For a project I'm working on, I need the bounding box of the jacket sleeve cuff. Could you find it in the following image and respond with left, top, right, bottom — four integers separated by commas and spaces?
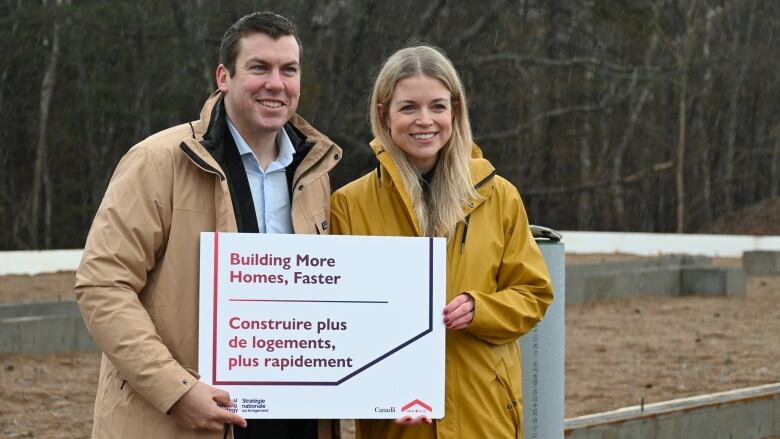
139, 362, 199, 414
465, 290, 491, 333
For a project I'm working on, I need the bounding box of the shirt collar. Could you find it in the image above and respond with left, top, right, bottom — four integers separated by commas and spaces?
226, 118, 296, 168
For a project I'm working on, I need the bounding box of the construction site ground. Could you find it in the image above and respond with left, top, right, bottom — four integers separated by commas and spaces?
1, 259, 778, 438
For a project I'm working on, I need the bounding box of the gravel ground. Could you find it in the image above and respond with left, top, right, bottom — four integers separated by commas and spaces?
1, 264, 778, 437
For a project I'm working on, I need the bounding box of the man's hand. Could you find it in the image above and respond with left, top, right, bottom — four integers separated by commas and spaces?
395, 415, 432, 426
169, 382, 247, 431
443, 293, 475, 330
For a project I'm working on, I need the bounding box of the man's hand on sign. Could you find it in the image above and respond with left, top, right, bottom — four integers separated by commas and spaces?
169, 381, 247, 431
443, 293, 474, 330
395, 414, 432, 426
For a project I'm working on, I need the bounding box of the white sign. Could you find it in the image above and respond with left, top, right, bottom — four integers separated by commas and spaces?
198, 232, 446, 419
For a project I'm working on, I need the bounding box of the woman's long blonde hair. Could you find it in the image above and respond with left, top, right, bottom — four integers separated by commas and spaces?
370, 46, 478, 237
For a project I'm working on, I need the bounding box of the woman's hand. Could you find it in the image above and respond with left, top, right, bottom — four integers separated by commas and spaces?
395, 415, 432, 426
443, 293, 474, 330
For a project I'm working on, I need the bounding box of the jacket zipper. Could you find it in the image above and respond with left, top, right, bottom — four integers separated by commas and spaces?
179, 142, 226, 181
460, 214, 471, 253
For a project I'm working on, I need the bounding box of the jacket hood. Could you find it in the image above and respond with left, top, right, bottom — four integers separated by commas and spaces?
368, 139, 497, 233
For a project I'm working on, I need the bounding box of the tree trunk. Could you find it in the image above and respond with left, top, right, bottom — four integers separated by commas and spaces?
723, 0, 757, 212
772, 136, 780, 198
675, 0, 699, 233
611, 32, 657, 230
694, 5, 720, 228
30, 20, 60, 248
578, 117, 593, 229
675, 65, 688, 233
44, 163, 52, 248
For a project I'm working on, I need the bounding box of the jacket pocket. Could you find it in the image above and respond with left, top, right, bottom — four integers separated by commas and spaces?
494, 358, 522, 436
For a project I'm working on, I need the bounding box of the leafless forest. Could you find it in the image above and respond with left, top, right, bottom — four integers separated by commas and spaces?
1, 0, 779, 249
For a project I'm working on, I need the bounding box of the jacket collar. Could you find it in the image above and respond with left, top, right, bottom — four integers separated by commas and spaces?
183, 91, 341, 184
370, 139, 497, 234
180, 91, 342, 232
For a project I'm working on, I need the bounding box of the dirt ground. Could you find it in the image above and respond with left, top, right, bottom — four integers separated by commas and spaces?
1, 265, 779, 438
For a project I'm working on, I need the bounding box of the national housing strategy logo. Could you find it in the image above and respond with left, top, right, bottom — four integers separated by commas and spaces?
240, 397, 269, 414
401, 399, 432, 415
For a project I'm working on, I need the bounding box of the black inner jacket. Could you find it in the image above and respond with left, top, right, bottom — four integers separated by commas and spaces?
198, 96, 314, 234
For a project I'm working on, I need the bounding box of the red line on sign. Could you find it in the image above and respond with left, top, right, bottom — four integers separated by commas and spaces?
228, 299, 388, 304
212, 232, 219, 384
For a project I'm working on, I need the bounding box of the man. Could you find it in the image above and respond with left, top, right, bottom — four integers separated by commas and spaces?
75, 12, 341, 439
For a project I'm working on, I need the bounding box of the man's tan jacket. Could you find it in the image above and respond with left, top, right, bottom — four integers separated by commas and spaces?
75, 91, 341, 438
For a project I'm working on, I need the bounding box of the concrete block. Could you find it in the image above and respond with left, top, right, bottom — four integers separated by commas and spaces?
725, 267, 746, 297
675, 409, 719, 438
19, 315, 71, 352
715, 403, 750, 439
654, 413, 682, 438
565, 254, 717, 304
0, 300, 80, 319
616, 421, 647, 439
680, 255, 713, 266
0, 320, 21, 351
0, 314, 98, 353
563, 427, 598, 439
680, 266, 745, 297
743, 251, 780, 275
773, 394, 780, 436
581, 268, 680, 303
746, 398, 775, 438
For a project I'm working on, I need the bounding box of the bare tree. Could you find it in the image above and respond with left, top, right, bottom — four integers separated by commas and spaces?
722, 0, 757, 212
672, 0, 701, 233
610, 33, 658, 230
30, 1, 61, 248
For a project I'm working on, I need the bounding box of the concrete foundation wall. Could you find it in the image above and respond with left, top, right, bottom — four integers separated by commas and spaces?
680, 266, 745, 297
565, 383, 780, 439
0, 300, 97, 353
744, 251, 780, 276
567, 256, 745, 304
0, 300, 80, 319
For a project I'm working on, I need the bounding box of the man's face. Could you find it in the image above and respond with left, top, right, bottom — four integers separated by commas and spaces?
217, 33, 300, 140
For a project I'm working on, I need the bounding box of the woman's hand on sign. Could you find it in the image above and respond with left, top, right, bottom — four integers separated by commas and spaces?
395, 414, 432, 426
443, 293, 475, 330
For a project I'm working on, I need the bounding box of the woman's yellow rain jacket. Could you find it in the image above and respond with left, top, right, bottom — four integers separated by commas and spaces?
330, 140, 553, 438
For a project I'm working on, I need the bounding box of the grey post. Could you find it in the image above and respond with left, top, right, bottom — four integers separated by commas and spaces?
520, 230, 565, 439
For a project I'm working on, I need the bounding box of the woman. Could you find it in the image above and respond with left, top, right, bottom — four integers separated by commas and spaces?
330, 46, 553, 439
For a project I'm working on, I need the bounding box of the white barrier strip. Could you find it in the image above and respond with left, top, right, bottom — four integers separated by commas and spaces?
0, 249, 83, 275
561, 231, 780, 257
2, 231, 780, 275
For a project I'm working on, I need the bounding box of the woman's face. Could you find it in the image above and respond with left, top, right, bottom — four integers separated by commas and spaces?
385, 75, 453, 174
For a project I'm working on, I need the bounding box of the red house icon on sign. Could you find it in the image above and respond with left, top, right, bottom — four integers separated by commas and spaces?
401, 399, 432, 412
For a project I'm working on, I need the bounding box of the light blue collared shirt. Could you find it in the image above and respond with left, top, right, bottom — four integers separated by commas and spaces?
227, 118, 295, 234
